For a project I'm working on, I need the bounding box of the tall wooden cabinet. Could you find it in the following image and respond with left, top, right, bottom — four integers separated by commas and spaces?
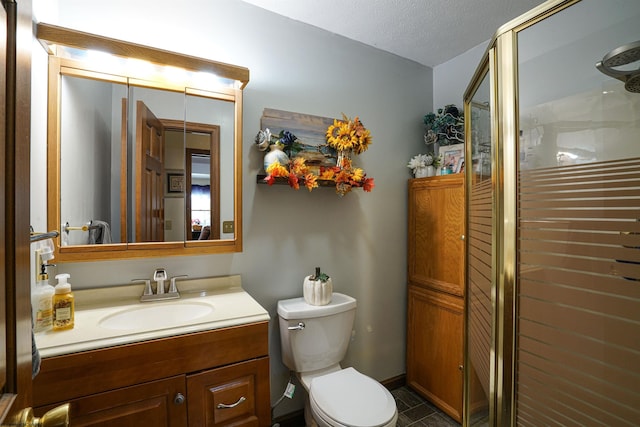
407, 174, 465, 423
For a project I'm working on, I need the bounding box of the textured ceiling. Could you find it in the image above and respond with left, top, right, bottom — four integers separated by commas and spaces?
239, 0, 548, 67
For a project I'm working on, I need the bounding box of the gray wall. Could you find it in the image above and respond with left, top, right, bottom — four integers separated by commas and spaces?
433, 41, 489, 109
31, 0, 433, 417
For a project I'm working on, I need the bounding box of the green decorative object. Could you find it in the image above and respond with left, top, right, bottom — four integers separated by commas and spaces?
423, 104, 464, 147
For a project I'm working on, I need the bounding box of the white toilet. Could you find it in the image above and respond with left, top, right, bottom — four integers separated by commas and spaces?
277, 293, 398, 427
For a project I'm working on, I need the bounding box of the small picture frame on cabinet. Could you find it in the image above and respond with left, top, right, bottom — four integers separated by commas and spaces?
439, 143, 464, 173
455, 157, 465, 173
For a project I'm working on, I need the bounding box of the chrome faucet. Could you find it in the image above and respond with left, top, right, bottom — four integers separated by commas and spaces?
134, 269, 188, 302
154, 268, 168, 295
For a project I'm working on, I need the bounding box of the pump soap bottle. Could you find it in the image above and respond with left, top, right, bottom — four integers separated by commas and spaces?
53, 273, 75, 331
32, 263, 55, 333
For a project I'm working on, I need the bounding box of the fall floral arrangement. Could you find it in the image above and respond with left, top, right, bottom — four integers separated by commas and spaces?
264, 153, 374, 196
256, 114, 375, 196
326, 114, 372, 154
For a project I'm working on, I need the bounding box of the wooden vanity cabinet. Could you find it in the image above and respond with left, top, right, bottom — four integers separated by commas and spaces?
406, 174, 465, 423
33, 321, 270, 427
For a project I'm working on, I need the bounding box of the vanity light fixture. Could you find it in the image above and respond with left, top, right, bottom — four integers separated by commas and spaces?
36, 23, 249, 90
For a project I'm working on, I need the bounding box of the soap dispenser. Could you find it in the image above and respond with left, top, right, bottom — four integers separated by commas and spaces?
32, 263, 55, 333
52, 273, 75, 331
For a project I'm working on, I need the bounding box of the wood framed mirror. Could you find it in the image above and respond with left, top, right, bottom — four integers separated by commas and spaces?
37, 23, 248, 261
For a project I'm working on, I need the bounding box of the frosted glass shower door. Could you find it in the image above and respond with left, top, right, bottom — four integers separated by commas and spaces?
515, 0, 640, 424
465, 66, 494, 427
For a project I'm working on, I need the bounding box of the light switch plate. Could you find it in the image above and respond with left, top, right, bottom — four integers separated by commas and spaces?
223, 221, 234, 233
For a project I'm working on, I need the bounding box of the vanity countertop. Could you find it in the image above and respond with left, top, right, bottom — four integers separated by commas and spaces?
35, 275, 269, 358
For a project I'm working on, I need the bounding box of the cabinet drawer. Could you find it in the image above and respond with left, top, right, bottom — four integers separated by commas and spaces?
187, 357, 270, 427
36, 375, 187, 427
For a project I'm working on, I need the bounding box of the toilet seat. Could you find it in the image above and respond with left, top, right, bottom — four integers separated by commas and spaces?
309, 367, 397, 427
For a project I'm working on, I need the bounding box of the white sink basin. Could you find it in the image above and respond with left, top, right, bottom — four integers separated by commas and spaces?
99, 301, 214, 331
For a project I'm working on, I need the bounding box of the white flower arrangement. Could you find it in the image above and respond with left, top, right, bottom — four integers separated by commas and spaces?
407, 153, 442, 177
407, 154, 431, 171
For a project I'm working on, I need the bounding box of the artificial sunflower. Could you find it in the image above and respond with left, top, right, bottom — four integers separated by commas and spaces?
326, 114, 372, 154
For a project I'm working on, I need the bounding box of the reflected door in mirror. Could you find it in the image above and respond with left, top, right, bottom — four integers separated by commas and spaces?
135, 100, 165, 242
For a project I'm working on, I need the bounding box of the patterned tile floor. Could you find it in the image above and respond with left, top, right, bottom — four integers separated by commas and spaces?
392, 386, 461, 427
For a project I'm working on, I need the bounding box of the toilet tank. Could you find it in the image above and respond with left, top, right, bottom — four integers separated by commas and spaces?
278, 293, 356, 373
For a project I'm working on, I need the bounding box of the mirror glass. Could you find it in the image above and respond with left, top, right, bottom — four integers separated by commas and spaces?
60, 75, 128, 245
59, 77, 235, 245
41, 23, 247, 261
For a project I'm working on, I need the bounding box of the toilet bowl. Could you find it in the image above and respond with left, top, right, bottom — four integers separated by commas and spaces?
308, 367, 397, 427
277, 293, 398, 427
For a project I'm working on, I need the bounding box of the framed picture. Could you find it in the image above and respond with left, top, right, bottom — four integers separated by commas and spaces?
261, 108, 341, 175
167, 172, 185, 193
455, 156, 465, 173
439, 143, 464, 173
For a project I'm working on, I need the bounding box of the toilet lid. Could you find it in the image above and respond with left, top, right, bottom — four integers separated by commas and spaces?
309, 367, 397, 427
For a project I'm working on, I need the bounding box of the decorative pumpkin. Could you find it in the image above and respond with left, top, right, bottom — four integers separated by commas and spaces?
303, 267, 333, 306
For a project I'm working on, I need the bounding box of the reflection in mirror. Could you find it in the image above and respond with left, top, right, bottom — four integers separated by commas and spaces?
167, 124, 221, 241
129, 86, 185, 243
185, 93, 234, 241
39, 23, 248, 261
187, 148, 215, 240
60, 74, 127, 245
59, 80, 237, 245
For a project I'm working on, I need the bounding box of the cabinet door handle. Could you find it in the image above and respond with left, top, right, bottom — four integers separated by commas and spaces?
174, 393, 186, 405
217, 396, 246, 409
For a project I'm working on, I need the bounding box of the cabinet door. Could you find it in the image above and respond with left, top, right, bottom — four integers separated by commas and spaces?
406, 285, 463, 423
187, 357, 270, 427
408, 174, 465, 296
35, 375, 187, 427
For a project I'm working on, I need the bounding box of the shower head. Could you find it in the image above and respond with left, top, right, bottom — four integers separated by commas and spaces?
596, 40, 640, 93
601, 40, 640, 68
625, 74, 640, 93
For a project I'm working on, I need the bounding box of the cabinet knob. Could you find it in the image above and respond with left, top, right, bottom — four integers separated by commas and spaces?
460, 235, 465, 241
174, 393, 186, 405
459, 365, 464, 371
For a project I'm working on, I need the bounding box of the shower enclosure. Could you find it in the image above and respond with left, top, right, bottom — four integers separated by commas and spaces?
463, 0, 640, 425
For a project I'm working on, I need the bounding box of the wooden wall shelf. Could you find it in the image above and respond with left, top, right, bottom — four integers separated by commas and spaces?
256, 173, 341, 188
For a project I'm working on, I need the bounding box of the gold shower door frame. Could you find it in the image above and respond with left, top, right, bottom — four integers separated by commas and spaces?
463, 0, 640, 425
